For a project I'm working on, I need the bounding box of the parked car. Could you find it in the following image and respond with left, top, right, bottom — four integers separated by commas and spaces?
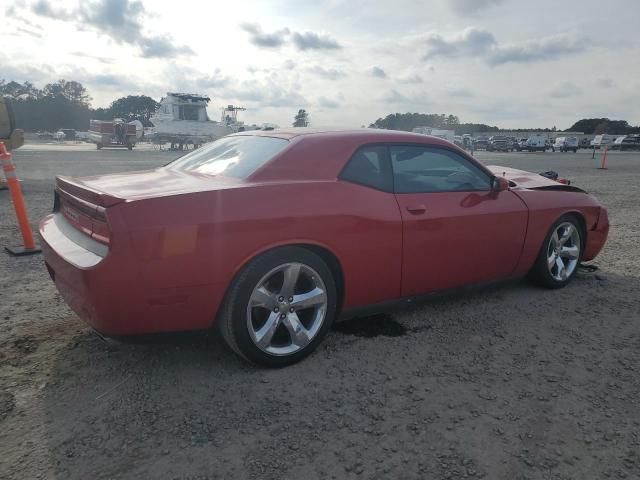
552, 136, 579, 153
620, 134, 640, 151
39, 129, 609, 366
474, 136, 490, 150
487, 135, 509, 152
505, 137, 518, 151
591, 134, 613, 149
579, 137, 592, 149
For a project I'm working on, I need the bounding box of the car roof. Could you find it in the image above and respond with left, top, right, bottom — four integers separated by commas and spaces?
231, 127, 453, 145
236, 128, 484, 183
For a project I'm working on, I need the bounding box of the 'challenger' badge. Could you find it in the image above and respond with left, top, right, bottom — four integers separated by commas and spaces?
64, 206, 79, 222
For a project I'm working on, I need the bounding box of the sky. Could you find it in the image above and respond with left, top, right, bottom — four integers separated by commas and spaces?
2, 0, 639, 129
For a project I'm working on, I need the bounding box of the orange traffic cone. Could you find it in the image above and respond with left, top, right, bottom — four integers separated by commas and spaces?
0, 142, 41, 255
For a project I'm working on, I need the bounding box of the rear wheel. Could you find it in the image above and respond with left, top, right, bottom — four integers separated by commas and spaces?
530, 215, 583, 289
218, 247, 337, 367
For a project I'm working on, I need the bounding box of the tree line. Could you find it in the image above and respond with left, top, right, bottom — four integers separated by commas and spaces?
369, 113, 640, 135
2, 78, 639, 135
0, 79, 158, 131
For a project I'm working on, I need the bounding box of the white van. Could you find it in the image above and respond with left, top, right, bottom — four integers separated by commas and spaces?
519, 133, 547, 152
553, 136, 578, 153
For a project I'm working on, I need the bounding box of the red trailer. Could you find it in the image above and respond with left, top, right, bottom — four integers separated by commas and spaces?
88, 120, 136, 150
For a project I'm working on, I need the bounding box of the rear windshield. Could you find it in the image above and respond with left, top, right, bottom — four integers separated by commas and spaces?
167, 135, 289, 178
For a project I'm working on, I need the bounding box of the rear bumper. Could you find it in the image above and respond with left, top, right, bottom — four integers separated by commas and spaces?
39, 213, 218, 336
583, 207, 609, 261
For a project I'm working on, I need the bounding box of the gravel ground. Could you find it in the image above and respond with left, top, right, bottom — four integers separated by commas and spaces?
1, 144, 639, 479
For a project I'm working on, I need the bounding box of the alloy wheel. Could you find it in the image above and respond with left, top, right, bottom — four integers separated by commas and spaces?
246, 262, 328, 356
547, 222, 581, 282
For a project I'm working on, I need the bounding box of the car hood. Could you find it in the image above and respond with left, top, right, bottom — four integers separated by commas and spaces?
57, 168, 243, 204
486, 165, 569, 189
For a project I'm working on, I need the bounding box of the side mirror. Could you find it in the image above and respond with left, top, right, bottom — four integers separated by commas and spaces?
491, 176, 509, 192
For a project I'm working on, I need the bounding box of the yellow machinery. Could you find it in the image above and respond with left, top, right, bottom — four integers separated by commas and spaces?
0, 97, 24, 151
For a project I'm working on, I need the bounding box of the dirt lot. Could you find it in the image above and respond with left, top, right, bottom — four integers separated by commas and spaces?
1, 144, 639, 479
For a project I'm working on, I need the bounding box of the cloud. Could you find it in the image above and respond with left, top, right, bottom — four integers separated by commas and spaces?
381, 89, 409, 104
370, 66, 387, 78
71, 51, 114, 64
15, 27, 42, 38
308, 66, 346, 80
29, 0, 192, 58
240, 23, 290, 48
291, 31, 342, 50
487, 33, 587, 66
550, 82, 582, 98
196, 70, 230, 89
398, 74, 424, 84
139, 37, 193, 58
222, 79, 307, 108
422, 28, 588, 66
317, 96, 340, 109
448, 87, 474, 98
446, 0, 504, 16
31, 0, 67, 19
238, 23, 342, 52
422, 27, 496, 60
596, 78, 614, 89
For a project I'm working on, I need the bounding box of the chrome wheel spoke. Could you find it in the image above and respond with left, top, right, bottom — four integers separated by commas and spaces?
555, 256, 567, 280
282, 312, 311, 348
559, 225, 573, 246
254, 312, 281, 349
250, 286, 277, 310
550, 231, 560, 248
292, 287, 326, 310
547, 252, 557, 269
280, 264, 301, 297
560, 245, 579, 259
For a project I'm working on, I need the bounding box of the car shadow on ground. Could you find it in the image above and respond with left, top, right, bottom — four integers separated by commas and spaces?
40, 270, 640, 479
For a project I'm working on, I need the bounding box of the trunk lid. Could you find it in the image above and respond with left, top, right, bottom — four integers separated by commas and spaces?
57, 167, 242, 205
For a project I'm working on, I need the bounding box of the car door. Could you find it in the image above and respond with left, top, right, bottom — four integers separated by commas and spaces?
390, 144, 528, 297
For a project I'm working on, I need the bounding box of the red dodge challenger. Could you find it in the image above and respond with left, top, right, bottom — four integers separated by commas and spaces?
40, 129, 609, 366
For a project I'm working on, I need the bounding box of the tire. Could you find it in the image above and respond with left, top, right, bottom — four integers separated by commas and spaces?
96, 143, 102, 150
128, 145, 133, 150
530, 214, 583, 289
218, 246, 337, 367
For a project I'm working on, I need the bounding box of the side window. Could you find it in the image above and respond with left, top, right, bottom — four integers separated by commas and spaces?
390, 146, 491, 193
340, 146, 393, 192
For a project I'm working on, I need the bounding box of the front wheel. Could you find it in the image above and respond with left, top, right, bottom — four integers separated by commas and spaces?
218, 246, 337, 367
530, 215, 583, 289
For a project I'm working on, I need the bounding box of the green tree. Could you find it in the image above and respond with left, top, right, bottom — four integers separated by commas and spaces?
43, 79, 92, 106
108, 95, 159, 125
293, 109, 309, 127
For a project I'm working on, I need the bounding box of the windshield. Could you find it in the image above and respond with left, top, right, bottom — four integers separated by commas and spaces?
166, 135, 289, 178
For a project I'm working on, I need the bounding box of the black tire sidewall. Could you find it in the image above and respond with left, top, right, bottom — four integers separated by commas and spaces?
224, 246, 337, 367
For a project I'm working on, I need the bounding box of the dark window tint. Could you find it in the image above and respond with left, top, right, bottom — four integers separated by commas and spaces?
340, 146, 392, 192
167, 135, 289, 178
390, 146, 490, 193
